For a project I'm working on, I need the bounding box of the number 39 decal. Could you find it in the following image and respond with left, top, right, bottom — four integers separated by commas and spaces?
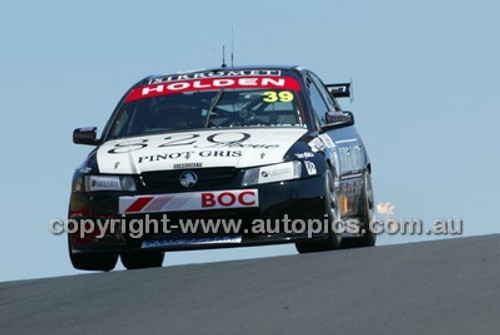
262, 91, 294, 103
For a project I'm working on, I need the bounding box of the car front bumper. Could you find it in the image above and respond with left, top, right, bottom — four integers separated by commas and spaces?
69, 174, 328, 253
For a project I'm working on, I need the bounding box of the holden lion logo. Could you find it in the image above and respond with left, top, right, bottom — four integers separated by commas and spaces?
179, 171, 198, 188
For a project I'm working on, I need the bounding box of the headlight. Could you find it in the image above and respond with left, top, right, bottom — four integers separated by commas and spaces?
79, 175, 137, 192
242, 161, 302, 186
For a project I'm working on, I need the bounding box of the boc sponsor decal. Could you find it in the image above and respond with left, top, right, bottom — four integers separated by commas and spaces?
120, 189, 259, 214
201, 190, 257, 209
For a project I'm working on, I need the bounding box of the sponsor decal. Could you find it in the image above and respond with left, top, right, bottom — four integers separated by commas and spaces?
308, 138, 325, 152
107, 132, 281, 157
78, 165, 92, 174
335, 139, 364, 178
97, 128, 308, 174
304, 161, 318, 176
201, 190, 257, 208
173, 163, 202, 169
294, 152, 315, 159
86, 176, 121, 191
125, 76, 301, 102
258, 162, 297, 184
119, 189, 259, 214
137, 150, 242, 164
149, 69, 282, 84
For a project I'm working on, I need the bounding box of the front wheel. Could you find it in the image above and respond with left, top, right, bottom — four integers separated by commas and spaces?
295, 168, 342, 253
121, 251, 165, 270
68, 235, 118, 271
342, 171, 376, 248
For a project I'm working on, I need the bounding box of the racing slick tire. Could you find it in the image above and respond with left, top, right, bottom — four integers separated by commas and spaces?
295, 168, 342, 253
121, 252, 165, 270
341, 171, 376, 248
68, 235, 118, 271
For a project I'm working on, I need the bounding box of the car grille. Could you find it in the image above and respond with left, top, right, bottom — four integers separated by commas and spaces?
141, 167, 239, 191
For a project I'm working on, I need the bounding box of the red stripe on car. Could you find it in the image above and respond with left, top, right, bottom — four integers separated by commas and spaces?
125, 197, 154, 213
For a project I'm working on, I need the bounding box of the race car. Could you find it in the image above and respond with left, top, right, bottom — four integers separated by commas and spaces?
68, 66, 375, 271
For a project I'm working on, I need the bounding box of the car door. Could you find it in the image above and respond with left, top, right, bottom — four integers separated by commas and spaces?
306, 71, 365, 219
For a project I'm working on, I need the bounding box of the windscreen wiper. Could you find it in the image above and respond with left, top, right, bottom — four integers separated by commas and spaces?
204, 89, 224, 128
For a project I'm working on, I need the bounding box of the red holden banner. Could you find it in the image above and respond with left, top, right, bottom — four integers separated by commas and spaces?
125, 76, 301, 102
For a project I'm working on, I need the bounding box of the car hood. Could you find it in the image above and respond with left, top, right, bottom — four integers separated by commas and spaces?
96, 128, 308, 174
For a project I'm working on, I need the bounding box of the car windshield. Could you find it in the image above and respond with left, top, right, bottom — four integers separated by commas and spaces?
108, 80, 305, 139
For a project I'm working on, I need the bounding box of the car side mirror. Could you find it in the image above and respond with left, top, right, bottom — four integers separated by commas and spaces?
321, 111, 355, 132
73, 127, 100, 145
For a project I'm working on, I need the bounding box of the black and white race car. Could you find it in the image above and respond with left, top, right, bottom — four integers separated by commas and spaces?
69, 66, 375, 271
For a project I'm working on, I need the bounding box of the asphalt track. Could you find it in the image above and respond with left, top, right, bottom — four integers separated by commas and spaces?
1, 234, 499, 334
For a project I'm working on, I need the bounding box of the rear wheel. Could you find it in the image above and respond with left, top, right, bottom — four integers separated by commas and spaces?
121, 252, 165, 270
68, 235, 118, 271
295, 168, 342, 253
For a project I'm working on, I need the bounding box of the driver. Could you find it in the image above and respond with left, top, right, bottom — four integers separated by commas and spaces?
144, 100, 204, 130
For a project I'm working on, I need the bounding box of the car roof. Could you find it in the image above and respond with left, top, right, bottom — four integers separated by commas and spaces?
138, 65, 305, 87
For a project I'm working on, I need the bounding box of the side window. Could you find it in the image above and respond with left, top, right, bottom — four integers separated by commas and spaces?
309, 72, 337, 112
307, 76, 329, 125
